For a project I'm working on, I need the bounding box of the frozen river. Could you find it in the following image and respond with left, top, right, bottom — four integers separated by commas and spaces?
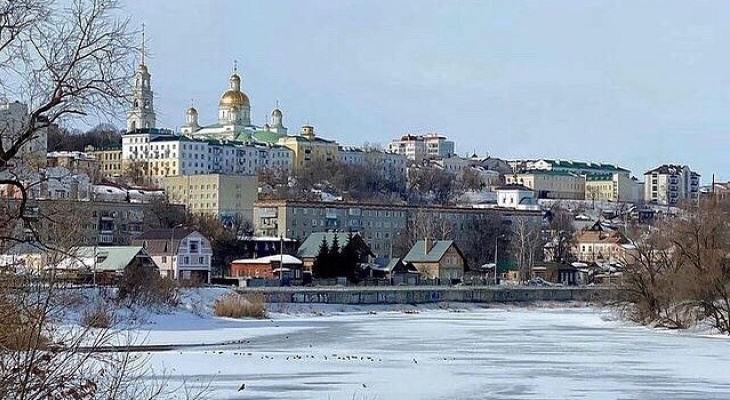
147, 308, 730, 399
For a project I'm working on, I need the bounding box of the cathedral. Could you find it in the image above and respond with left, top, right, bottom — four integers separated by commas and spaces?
179, 63, 288, 144
125, 28, 287, 145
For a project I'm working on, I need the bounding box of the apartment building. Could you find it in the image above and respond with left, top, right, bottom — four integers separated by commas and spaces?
252, 199, 542, 259
509, 159, 630, 177
47, 151, 100, 183
506, 170, 585, 200
644, 164, 700, 206
276, 125, 339, 172
585, 173, 644, 203
387, 134, 455, 161
121, 128, 292, 186
163, 174, 258, 224
0, 101, 48, 176
85, 145, 123, 179
3, 198, 182, 251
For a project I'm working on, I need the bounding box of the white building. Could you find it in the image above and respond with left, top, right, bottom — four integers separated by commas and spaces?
387, 134, 455, 161
434, 155, 471, 176
509, 159, 630, 177
338, 146, 365, 164
495, 184, 536, 209
644, 164, 700, 206
180, 63, 288, 145
132, 229, 213, 283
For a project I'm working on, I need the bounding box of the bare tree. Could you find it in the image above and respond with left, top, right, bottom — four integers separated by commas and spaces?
0, 0, 136, 250
510, 216, 544, 281
546, 205, 576, 263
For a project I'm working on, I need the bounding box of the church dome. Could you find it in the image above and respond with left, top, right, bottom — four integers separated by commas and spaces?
219, 71, 250, 108
219, 89, 250, 107
272, 108, 282, 117
186, 106, 198, 115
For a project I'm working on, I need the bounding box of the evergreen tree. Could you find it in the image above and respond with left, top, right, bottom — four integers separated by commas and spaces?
313, 237, 331, 278
328, 234, 341, 276
341, 232, 361, 282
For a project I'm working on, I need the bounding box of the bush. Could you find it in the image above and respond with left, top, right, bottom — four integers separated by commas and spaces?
117, 260, 179, 307
80, 303, 112, 329
213, 292, 267, 319
0, 278, 48, 350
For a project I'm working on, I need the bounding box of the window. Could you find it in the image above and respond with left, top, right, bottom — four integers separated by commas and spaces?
161, 256, 167, 263
184, 256, 190, 264
199, 256, 204, 264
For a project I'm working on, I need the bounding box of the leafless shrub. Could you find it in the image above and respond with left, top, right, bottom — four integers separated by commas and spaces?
213, 292, 267, 319
80, 303, 113, 329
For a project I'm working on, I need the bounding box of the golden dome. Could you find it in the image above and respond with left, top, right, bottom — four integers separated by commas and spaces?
219, 89, 250, 107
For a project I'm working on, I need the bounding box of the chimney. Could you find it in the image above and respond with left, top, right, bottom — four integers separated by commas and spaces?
424, 237, 430, 255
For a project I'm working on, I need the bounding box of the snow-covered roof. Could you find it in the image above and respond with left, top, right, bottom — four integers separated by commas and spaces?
232, 254, 302, 265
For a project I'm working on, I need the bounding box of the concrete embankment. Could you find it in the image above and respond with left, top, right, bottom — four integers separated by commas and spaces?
237, 286, 618, 305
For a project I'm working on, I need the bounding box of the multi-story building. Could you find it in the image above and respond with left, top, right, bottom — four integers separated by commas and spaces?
506, 170, 585, 200
508, 159, 630, 177
0, 101, 48, 175
277, 125, 338, 172
338, 146, 365, 165
433, 155, 472, 176
252, 199, 542, 259
387, 133, 455, 161
573, 222, 632, 265
4, 198, 182, 250
584, 173, 643, 203
46, 151, 100, 183
364, 150, 408, 181
121, 130, 292, 187
163, 174, 258, 224
644, 164, 700, 206
85, 145, 123, 179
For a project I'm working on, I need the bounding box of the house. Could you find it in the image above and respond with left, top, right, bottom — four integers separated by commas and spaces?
364, 258, 419, 279
532, 263, 578, 286
230, 254, 303, 280
132, 228, 212, 283
495, 183, 535, 209
403, 239, 466, 281
48, 246, 155, 282
296, 232, 374, 271
573, 221, 631, 265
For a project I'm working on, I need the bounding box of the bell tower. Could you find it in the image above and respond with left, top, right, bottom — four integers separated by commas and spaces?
127, 24, 156, 132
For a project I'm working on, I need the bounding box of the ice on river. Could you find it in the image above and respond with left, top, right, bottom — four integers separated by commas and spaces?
144, 308, 730, 400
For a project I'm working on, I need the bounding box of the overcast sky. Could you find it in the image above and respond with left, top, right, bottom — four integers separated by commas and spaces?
120, 0, 730, 180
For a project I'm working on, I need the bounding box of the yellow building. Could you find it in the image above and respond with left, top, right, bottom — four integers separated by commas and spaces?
85, 145, 123, 179
277, 125, 338, 172
506, 170, 585, 200
163, 174, 258, 224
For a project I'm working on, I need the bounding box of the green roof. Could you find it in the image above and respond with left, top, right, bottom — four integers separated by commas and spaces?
64, 246, 148, 272
585, 173, 615, 181
253, 130, 285, 144
403, 240, 456, 263
520, 169, 580, 177
544, 159, 628, 172
296, 232, 361, 258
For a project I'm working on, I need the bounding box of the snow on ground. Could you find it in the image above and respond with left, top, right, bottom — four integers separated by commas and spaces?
140, 306, 730, 400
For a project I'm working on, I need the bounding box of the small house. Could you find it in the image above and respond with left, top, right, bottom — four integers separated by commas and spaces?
133, 228, 212, 283
403, 239, 466, 281
296, 232, 374, 271
230, 254, 304, 280
365, 258, 419, 279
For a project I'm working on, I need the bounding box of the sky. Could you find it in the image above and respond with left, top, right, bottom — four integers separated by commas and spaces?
117, 0, 730, 181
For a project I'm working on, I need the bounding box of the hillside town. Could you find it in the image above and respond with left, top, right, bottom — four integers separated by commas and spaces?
0, 28, 720, 291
